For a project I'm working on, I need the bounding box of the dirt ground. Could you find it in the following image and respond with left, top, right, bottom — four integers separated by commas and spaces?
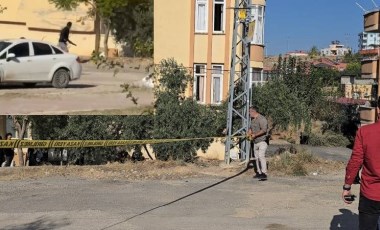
0, 157, 358, 230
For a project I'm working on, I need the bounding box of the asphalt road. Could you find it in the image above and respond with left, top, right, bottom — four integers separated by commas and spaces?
0, 144, 356, 230
0, 170, 358, 230
0, 65, 154, 115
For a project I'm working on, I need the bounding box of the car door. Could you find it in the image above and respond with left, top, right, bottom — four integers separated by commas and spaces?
1, 42, 32, 82
30, 42, 56, 81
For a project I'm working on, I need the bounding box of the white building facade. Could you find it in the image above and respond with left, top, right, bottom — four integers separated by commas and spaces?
358, 32, 380, 50
320, 42, 351, 57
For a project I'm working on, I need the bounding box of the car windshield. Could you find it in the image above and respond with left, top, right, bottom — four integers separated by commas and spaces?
0, 41, 11, 53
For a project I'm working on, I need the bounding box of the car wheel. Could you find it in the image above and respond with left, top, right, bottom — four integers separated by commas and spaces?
23, 83, 37, 88
52, 69, 70, 88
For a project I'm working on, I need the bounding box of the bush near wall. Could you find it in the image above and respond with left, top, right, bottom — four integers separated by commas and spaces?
307, 131, 350, 147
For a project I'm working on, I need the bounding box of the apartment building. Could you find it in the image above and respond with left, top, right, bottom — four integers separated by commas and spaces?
357, 9, 380, 124
320, 41, 351, 57
154, 0, 266, 104
0, 0, 119, 56
358, 32, 380, 50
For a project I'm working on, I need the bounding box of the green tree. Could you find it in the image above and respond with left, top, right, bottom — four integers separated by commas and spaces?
58, 116, 122, 165
343, 50, 361, 63
120, 115, 154, 160
252, 78, 309, 135
343, 62, 361, 77
152, 59, 221, 162
311, 66, 341, 86
253, 56, 342, 143
308, 46, 319, 58
10, 116, 30, 166
29, 116, 69, 140
110, 0, 153, 57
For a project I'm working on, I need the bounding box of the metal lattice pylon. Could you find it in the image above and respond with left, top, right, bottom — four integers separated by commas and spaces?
225, 0, 252, 164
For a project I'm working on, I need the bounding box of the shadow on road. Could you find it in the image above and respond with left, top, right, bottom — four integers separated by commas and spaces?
3, 216, 71, 230
101, 166, 249, 230
330, 208, 358, 230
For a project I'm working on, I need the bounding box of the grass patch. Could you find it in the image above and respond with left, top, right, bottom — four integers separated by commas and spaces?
268, 146, 344, 176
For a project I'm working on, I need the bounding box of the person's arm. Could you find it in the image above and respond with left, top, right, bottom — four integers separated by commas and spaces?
342, 128, 364, 204
67, 39, 76, 46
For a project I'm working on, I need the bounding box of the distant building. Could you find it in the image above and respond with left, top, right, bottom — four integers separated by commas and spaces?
285, 50, 308, 57
358, 32, 380, 50
341, 76, 377, 101
320, 41, 351, 57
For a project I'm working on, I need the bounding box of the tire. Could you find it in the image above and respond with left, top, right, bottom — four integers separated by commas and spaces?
52, 69, 70, 88
23, 83, 37, 88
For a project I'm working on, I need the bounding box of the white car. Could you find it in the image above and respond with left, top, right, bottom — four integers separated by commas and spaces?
0, 39, 82, 88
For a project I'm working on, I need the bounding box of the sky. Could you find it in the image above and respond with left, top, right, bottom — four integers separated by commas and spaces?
265, 0, 376, 55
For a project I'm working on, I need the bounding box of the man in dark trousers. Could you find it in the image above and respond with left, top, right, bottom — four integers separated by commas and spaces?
58, 22, 76, 52
343, 96, 380, 230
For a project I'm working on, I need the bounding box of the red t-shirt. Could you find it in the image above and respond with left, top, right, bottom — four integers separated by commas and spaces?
345, 121, 380, 201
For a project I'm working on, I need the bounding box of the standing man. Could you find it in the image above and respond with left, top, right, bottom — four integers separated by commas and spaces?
343, 97, 380, 230
4, 133, 14, 167
58, 22, 76, 52
248, 106, 269, 180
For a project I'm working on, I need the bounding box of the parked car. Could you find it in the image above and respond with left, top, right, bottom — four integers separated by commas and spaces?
0, 38, 82, 88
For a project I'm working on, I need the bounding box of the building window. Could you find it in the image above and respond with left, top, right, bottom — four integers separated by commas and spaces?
195, 0, 208, 33
251, 5, 265, 45
194, 64, 206, 102
251, 68, 262, 82
213, 0, 225, 33
251, 68, 264, 87
212, 65, 223, 104
251, 68, 263, 82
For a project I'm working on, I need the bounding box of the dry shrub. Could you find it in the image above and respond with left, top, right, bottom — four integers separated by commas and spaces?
268, 147, 342, 176
307, 131, 350, 147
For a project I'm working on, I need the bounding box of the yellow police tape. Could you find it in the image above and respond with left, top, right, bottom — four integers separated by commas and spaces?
0, 136, 246, 149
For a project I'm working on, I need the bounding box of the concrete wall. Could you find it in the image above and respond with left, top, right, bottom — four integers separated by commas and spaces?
154, 0, 191, 66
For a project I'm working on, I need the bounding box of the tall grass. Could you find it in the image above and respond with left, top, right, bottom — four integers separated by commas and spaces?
269, 147, 320, 176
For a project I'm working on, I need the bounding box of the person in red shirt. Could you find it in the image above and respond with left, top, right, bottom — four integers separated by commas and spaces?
343, 97, 380, 230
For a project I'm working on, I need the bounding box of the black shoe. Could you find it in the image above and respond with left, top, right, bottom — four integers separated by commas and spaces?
253, 173, 262, 179
259, 173, 267, 181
